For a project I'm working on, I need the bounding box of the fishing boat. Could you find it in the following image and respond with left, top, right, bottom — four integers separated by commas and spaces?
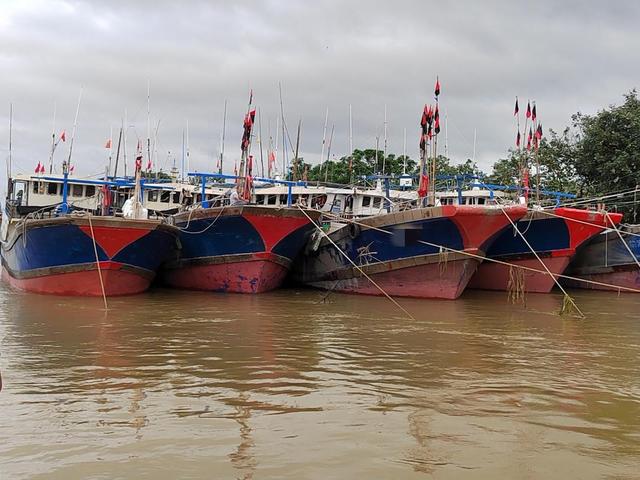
161, 201, 320, 293
160, 95, 321, 294
292, 203, 527, 299
1, 165, 178, 296
563, 224, 640, 291
467, 207, 623, 293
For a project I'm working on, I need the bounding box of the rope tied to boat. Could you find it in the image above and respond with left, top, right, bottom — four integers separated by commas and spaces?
87, 215, 108, 310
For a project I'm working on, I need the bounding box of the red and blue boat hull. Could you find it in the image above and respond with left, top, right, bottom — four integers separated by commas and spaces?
468, 207, 623, 293
161, 206, 320, 293
563, 225, 640, 292
1, 216, 178, 296
293, 205, 528, 299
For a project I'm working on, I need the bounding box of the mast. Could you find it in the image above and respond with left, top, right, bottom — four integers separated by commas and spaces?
293, 118, 301, 181
186, 120, 190, 175
107, 125, 113, 176
319, 107, 328, 181
147, 80, 151, 174
66, 89, 83, 174
383, 104, 387, 175
274, 115, 279, 177
258, 107, 265, 178
123, 109, 128, 178
113, 125, 123, 177
278, 83, 287, 179
324, 124, 334, 183
7, 102, 12, 182
402, 127, 407, 175
237, 89, 255, 198
219, 99, 227, 175
181, 129, 185, 182
48, 102, 56, 174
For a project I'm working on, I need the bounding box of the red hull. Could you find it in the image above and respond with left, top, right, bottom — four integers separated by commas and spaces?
307, 258, 481, 300
1, 262, 152, 296
468, 256, 571, 293
162, 255, 289, 294
564, 269, 640, 292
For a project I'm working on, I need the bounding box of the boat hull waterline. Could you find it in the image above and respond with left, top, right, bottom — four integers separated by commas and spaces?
468, 208, 623, 293
294, 204, 528, 300
162, 205, 320, 294
1, 216, 178, 296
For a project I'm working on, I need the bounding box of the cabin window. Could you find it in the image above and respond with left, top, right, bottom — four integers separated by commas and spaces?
279, 194, 288, 205
47, 182, 58, 195
72, 184, 83, 197
362, 196, 371, 207
85, 185, 96, 197
33, 182, 39, 194
148, 190, 158, 202
373, 197, 382, 208
172, 192, 180, 204
477, 198, 485, 205
160, 191, 171, 203
267, 195, 277, 205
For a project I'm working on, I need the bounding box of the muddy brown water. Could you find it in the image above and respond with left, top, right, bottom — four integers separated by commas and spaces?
0, 285, 639, 479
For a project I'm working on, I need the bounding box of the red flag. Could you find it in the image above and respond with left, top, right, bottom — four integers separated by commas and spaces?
522, 168, 530, 201
105, 139, 112, 149
434, 77, 440, 97
526, 102, 531, 119
417, 174, 429, 198
35, 161, 42, 174
516, 131, 521, 147
146, 158, 152, 171
536, 124, 543, 140
527, 127, 532, 151
514, 97, 519, 116
434, 106, 440, 134
60, 130, 66, 142
532, 104, 537, 122
69, 164, 75, 174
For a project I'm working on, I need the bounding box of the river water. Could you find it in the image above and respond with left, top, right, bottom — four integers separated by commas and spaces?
0, 284, 639, 479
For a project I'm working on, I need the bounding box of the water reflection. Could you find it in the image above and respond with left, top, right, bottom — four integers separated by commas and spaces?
1, 285, 639, 478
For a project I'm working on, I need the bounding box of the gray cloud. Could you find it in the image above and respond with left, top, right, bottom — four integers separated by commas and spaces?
1, 0, 638, 186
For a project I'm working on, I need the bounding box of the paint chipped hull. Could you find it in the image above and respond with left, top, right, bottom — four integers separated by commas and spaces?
468, 208, 623, 293
293, 204, 528, 299
1, 216, 178, 296
162, 205, 320, 294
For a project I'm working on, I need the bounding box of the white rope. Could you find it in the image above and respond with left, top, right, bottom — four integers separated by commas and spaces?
87, 215, 108, 310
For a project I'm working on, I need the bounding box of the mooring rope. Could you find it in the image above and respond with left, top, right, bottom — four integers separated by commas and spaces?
604, 211, 640, 270
296, 205, 416, 321
316, 209, 640, 294
87, 215, 108, 310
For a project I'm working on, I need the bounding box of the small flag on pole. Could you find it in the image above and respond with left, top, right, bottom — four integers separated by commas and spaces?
514, 97, 519, 116
69, 164, 75, 174
105, 139, 112, 149
35, 161, 42, 174
516, 131, 521, 147
526, 102, 531, 119
532, 104, 537, 122
434, 77, 441, 97
60, 130, 66, 142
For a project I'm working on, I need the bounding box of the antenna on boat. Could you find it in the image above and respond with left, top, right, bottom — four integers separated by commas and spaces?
186, 120, 190, 175
48, 102, 56, 174
444, 108, 449, 159
66, 88, 83, 173
219, 99, 227, 175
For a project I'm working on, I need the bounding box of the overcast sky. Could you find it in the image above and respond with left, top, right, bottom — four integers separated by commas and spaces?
1, 0, 639, 184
